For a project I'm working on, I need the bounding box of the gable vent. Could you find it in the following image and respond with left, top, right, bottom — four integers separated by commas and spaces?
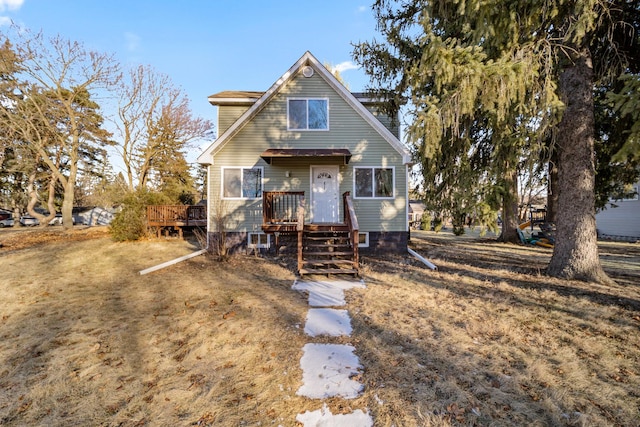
302, 66, 314, 78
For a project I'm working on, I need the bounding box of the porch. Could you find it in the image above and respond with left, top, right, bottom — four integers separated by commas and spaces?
262, 191, 359, 276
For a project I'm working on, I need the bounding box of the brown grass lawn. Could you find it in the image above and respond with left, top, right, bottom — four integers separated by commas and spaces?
0, 227, 638, 426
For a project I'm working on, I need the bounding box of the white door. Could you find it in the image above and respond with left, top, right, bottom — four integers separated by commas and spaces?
311, 166, 339, 223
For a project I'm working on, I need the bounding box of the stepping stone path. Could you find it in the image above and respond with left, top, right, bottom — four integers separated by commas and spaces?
292, 278, 373, 426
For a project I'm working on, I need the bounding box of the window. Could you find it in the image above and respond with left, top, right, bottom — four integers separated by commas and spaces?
222, 167, 262, 199
288, 98, 328, 130
354, 167, 394, 198
622, 186, 639, 201
248, 233, 270, 249
358, 232, 369, 248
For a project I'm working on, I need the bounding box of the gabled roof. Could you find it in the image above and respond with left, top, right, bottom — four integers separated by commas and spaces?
197, 51, 411, 165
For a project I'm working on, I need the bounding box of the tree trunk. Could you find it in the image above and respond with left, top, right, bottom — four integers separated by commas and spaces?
61, 181, 75, 230
547, 48, 612, 284
26, 167, 56, 227
499, 168, 520, 243
546, 148, 559, 224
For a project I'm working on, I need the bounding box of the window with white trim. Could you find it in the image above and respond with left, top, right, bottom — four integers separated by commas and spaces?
358, 232, 369, 248
287, 98, 328, 130
222, 167, 263, 199
622, 186, 639, 201
248, 232, 270, 248
354, 167, 394, 198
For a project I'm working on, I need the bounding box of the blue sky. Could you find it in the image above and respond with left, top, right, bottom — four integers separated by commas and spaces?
0, 0, 381, 133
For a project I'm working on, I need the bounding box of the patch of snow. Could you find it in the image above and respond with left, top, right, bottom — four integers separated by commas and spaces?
296, 404, 373, 427
293, 278, 366, 292
374, 394, 384, 405
296, 343, 363, 399
304, 309, 352, 337
293, 278, 365, 307
309, 288, 346, 307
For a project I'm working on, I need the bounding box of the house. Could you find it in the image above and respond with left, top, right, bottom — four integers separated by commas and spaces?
409, 200, 426, 229
595, 179, 640, 241
197, 51, 411, 274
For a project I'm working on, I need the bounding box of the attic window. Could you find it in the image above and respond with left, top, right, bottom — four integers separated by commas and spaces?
302, 66, 314, 77
288, 98, 328, 131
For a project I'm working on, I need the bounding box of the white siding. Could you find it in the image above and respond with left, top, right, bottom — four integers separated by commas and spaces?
596, 181, 640, 238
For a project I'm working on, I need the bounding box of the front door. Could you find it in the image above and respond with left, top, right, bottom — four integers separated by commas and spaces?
311, 165, 339, 223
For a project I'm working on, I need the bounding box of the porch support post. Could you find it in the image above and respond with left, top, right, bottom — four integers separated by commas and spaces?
297, 197, 305, 274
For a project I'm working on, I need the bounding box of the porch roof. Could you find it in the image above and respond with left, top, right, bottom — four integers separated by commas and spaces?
260, 148, 352, 164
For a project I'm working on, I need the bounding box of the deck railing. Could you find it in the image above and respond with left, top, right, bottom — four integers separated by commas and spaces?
343, 191, 359, 272
529, 207, 547, 224
147, 205, 206, 226
263, 191, 305, 224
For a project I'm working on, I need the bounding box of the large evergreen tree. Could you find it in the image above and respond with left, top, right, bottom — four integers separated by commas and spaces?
354, 0, 638, 283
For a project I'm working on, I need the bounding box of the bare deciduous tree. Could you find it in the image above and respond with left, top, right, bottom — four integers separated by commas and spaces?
0, 27, 120, 229
113, 65, 212, 193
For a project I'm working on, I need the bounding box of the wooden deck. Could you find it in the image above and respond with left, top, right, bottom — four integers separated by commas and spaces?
147, 205, 206, 237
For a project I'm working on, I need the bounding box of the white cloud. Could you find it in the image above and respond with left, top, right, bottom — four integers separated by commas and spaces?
0, 0, 23, 26
124, 32, 141, 52
0, 0, 24, 12
357, 5, 368, 13
333, 61, 359, 74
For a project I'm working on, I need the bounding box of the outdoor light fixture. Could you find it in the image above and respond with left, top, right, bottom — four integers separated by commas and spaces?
286, 171, 291, 178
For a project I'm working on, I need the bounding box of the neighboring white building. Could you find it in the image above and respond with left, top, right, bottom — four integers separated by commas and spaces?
595, 180, 640, 240
74, 207, 116, 226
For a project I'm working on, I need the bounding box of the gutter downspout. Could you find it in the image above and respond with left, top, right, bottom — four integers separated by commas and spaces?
408, 247, 437, 270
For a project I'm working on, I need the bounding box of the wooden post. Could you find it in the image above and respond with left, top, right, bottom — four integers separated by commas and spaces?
297, 197, 305, 274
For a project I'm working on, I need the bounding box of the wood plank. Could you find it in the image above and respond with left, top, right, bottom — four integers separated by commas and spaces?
304, 224, 349, 232
303, 260, 356, 266
299, 268, 358, 276
303, 251, 354, 257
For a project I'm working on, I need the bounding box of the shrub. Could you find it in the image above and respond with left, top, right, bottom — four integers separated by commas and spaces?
452, 214, 466, 236
420, 212, 431, 231
110, 190, 170, 241
433, 217, 443, 232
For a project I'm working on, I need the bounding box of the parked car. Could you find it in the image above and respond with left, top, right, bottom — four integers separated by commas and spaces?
48, 214, 75, 226
19, 215, 39, 226
19, 213, 76, 226
0, 216, 14, 227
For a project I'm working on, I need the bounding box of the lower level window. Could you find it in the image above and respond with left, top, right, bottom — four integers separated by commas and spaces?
358, 232, 369, 248
248, 232, 270, 248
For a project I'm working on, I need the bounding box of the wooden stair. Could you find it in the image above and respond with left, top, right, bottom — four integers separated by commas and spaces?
299, 225, 358, 276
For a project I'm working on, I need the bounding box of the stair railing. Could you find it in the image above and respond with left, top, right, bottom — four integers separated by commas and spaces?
297, 197, 306, 273
343, 192, 359, 273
